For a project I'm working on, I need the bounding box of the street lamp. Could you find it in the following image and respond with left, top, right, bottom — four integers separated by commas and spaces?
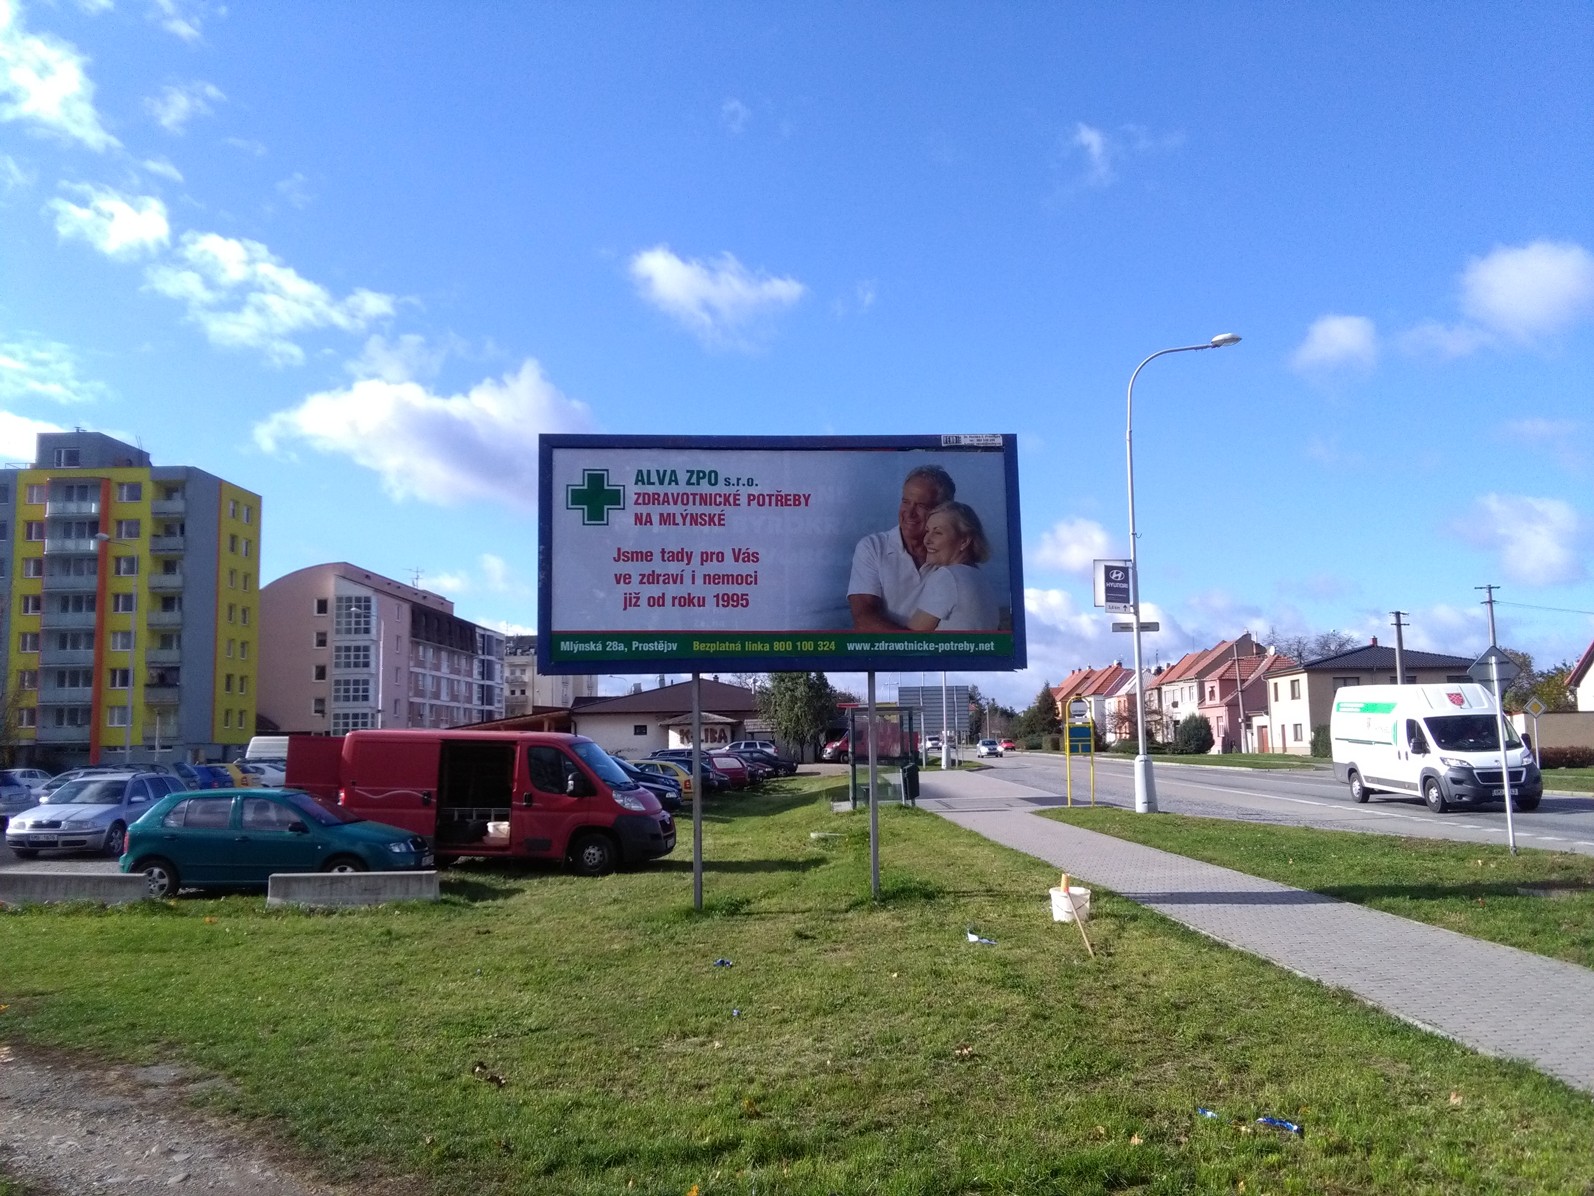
1126, 333, 1241, 813
93, 532, 135, 761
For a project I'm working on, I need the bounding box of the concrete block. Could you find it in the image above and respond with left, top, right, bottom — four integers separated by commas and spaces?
0, 872, 150, 908
266, 870, 440, 909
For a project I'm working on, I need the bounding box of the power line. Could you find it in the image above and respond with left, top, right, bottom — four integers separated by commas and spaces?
1497, 600, 1594, 616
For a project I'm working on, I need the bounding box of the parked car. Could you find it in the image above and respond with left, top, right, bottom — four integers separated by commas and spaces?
730, 748, 798, 777
634, 758, 695, 794
610, 755, 683, 812
648, 749, 732, 793
976, 739, 1003, 759
6, 772, 188, 858
0, 768, 52, 793
820, 735, 850, 763
999, 739, 1016, 753
726, 740, 777, 756
120, 787, 434, 898
39, 766, 122, 798
0, 775, 38, 830
924, 735, 943, 752
708, 752, 754, 790
171, 762, 231, 789
234, 758, 287, 786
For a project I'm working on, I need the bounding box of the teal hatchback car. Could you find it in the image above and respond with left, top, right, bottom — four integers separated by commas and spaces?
121, 788, 434, 897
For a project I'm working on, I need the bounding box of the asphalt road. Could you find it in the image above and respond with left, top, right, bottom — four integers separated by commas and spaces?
925, 753, 1594, 857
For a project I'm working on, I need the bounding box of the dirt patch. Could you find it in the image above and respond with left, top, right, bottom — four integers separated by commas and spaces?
0, 1042, 360, 1194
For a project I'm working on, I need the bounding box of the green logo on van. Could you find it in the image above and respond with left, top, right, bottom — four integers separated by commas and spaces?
1334, 700, 1396, 714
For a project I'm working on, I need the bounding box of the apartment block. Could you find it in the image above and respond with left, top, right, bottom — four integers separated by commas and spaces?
0, 431, 260, 766
258, 564, 504, 734
502, 634, 599, 715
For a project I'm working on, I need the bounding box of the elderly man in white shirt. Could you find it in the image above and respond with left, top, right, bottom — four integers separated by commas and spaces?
847, 464, 955, 631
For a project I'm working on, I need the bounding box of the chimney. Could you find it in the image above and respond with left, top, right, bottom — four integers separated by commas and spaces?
1370, 636, 1378, 647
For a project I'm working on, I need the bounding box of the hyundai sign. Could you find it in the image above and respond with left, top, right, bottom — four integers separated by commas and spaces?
537, 434, 1025, 675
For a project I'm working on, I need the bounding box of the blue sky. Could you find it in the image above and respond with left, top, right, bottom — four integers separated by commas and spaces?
2, 0, 1591, 707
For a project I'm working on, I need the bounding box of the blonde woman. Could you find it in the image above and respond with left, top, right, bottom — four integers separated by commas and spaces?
908, 501, 999, 631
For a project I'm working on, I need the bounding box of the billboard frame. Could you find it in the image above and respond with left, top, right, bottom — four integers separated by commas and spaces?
537, 433, 1026, 676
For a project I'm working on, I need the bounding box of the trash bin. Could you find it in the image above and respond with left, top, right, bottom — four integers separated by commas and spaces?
901, 761, 920, 802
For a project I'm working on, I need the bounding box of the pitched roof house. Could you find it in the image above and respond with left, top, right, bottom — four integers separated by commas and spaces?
1571, 640, 1594, 713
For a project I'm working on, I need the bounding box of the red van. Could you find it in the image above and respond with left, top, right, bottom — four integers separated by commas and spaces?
285, 730, 675, 876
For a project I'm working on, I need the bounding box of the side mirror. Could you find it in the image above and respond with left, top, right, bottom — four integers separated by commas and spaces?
564, 772, 593, 797
1523, 734, 1534, 752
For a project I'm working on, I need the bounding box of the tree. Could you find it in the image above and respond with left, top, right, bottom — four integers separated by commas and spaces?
1501, 652, 1576, 712
1265, 627, 1359, 664
1172, 713, 1214, 755
756, 672, 840, 759
1013, 681, 1061, 739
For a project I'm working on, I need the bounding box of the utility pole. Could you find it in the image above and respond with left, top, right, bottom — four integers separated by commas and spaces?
1476, 584, 1499, 646
1390, 610, 1409, 684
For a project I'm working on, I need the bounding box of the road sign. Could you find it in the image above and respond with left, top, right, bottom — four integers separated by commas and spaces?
1525, 697, 1546, 718
1094, 560, 1132, 613
1468, 646, 1521, 689
1111, 621, 1159, 632
1068, 697, 1089, 719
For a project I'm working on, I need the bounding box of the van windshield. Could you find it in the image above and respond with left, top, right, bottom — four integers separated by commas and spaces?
1426, 715, 1520, 752
572, 740, 635, 787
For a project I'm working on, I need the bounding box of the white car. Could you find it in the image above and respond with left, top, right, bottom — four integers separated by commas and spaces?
925, 735, 943, 752
976, 739, 1003, 758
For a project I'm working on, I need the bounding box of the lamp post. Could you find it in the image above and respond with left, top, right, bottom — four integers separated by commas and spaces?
92, 532, 134, 761
1126, 333, 1241, 813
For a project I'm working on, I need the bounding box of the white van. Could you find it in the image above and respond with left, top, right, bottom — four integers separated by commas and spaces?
245, 735, 290, 762
1330, 683, 1542, 814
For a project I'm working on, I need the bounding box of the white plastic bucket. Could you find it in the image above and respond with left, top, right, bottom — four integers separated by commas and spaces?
1049, 885, 1091, 923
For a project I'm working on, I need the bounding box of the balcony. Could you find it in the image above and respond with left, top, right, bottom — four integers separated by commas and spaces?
144, 686, 181, 706
45, 609, 98, 629
45, 500, 99, 517
148, 572, 184, 591
35, 686, 93, 704
151, 496, 185, 516
147, 611, 184, 627
43, 537, 97, 554
34, 724, 92, 744
38, 649, 95, 667
150, 535, 185, 552
145, 647, 182, 665
42, 572, 98, 592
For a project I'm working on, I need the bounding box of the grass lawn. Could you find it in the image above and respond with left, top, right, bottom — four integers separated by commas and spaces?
1044, 807, 1594, 969
1543, 767, 1594, 795
4, 776, 1592, 1194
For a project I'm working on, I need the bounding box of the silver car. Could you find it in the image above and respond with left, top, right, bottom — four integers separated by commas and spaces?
4, 772, 185, 858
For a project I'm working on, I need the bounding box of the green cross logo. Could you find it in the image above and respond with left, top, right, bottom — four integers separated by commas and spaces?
566, 468, 625, 526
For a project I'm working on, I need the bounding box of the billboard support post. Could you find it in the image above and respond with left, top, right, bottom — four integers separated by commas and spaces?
940, 671, 950, 769
868, 672, 880, 901
691, 673, 703, 910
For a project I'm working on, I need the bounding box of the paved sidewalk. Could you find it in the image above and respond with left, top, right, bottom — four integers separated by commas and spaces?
917, 768, 1594, 1095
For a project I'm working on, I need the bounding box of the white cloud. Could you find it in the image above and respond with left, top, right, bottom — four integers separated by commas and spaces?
49, 184, 170, 258
1071, 123, 1112, 186
0, 2, 118, 150
1504, 417, 1581, 442
721, 97, 750, 134
0, 337, 108, 404
275, 171, 311, 209
145, 80, 224, 133
149, 0, 217, 42
1400, 318, 1490, 359
628, 244, 805, 347
1460, 241, 1594, 342
347, 333, 445, 384
424, 571, 469, 594
253, 358, 595, 509
0, 150, 32, 190
1291, 314, 1378, 372
140, 156, 183, 182
1452, 493, 1585, 587
1032, 517, 1114, 574
480, 553, 511, 591
145, 231, 396, 365
0, 408, 64, 460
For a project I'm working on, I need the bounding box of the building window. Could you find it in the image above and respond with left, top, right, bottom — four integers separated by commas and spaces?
633, 724, 647, 736
24, 521, 43, 541
160, 595, 182, 612
1289, 679, 1301, 700
55, 631, 94, 651
20, 594, 41, 614
107, 705, 130, 727
226, 639, 235, 659
16, 708, 36, 728
333, 595, 372, 635
1293, 724, 1303, 742
227, 603, 236, 623
224, 673, 234, 693
223, 708, 233, 729
240, 642, 248, 660
239, 676, 249, 695
331, 712, 375, 734
21, 557, 42, 578
114, 556, 138, 576
242, 538, 251, 558
312, 697, 326, 716
332, 678, 371, 703
53, 706, 92, 728
53, 448, 81, 467
108, 668, 131, 689
313, 665, 327, 681
243, 504, 253, 524
228, 568, 237, 588
160, 559, 179, 576
18, 632, 40, 653
57, 594, 94, 614
111, 631, 134, 651
161, 484, 181, 501
115, 519, 140, 538
243, 572, 252, 591
158, 633, 179, 650
17, 670, 38, 690
315, 597, 329, 615
228, 499, 238, 519
116, 482, 142, 502
228, 533, 238, 553
113, 592, 136, 612
333, 644, 371, 669
25, 484, 45, 504
241, 606, 250, 626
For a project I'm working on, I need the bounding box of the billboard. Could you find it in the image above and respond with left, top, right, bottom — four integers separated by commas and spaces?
538, 434, 1025, 675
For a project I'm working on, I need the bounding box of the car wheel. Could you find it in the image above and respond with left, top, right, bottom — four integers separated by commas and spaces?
104, 821, 128, 857
1423, 776, 1448, 814
12, 847, 39, 859
321, 855, 368, 873
140, 857, 180, 898
568, 831, 617, 877
1348, 770, 1370, 804
1512, 792, 1541, 812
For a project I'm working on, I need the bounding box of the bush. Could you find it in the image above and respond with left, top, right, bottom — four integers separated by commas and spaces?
1310, 724, 1331, 758
1024, 736, 1043, 752
1540, 746, 1594, 769
1172, 714, 1214, 755
1110, 739, 1139, 755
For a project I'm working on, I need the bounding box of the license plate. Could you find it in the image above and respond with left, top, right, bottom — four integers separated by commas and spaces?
1493, 789, 1506, 798
421, 853, 435, 867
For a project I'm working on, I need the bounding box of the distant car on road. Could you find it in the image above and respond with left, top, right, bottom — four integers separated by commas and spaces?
976, 739, 1003, 759
120, 787, 434, 898
925, 735, 943, 752
1, 768, 52, 793
999, 739, 1016, 753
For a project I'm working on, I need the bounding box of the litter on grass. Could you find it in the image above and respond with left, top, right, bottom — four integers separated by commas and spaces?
1257, 1116, 1304, 1136
712, 958, 734, 967
1197, 1108, 1219, 1119
966, 930, 996, 945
